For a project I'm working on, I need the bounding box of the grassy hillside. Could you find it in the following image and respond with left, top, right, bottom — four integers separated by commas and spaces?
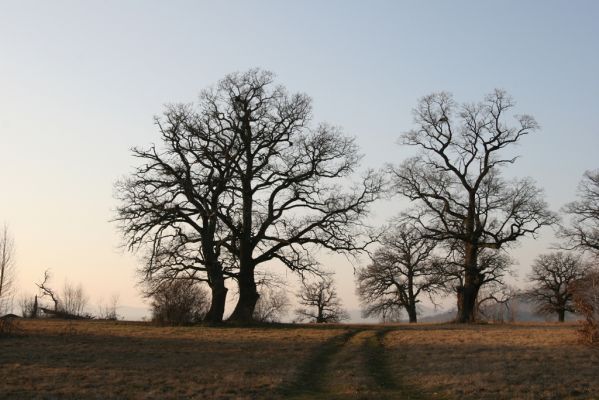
1, 319, 597, 399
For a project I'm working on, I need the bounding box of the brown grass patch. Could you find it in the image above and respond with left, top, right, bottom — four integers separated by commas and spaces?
384, 323, 599, 399
0, 319, 343, 399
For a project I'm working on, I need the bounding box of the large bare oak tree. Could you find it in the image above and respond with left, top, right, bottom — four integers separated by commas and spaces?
390, 90, 557, 322
116, 69, 382, 323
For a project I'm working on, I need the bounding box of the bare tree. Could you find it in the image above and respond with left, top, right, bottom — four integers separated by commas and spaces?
525, 252, 590, 322
476, 283, 517, 322
0, 224, 15, 314
36, 270, 60, 311
389, 90, 557, 322
356, 222, 444, 323
150, 279, 210, 325
561, 170, 599, 257
118, 69, 382, 323
206, 70, 382, 322
115, 101, 238, 323
295, 275, 349, 323
253, 286, 290, 323
97, 293, 120, 320
61, 281, 89, 316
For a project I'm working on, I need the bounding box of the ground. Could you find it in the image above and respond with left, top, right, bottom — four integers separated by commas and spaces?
1, 319, 598, 399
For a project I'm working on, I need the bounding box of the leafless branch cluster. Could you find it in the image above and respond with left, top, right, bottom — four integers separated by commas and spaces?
388, 90, 556, 322
115, 69, 382, 322
295, 275, 349, 323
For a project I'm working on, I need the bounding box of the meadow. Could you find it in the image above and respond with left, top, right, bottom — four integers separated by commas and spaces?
1, 319, 598, 399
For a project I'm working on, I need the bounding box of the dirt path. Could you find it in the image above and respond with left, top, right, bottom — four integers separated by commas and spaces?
280, 328, 430, 400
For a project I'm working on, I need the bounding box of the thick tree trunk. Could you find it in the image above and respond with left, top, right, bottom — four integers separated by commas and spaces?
407, 304, 417, 323
558, 309, 565, 322
456, 243, 481, 323
228, 267, 259, 322
204, 281, 227, 323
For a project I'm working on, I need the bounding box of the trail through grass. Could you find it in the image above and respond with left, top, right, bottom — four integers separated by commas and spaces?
281, 327, 433, 400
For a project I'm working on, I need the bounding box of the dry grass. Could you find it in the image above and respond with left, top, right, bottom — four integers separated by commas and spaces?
0, 319, 343, 399
385, 323, 599, 400
2, 320, 599, 399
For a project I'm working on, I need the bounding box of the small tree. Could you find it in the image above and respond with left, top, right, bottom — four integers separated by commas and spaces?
36, 270, 60, 312
356, 222, 443, 323
561, 170, 599, 256
61, 281, 89, 317
97, 293, 120, 320
253, 286, 290, 323
0, 224, 16, 314
525, 252, 590, 322
295, 275, 349, 323
150, 279, 210, 325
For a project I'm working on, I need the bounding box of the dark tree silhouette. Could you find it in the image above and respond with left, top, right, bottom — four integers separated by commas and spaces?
295, 275, 349, 323
389, 90, 557, 322
356, 222, 444, 323
117, 69, 382, 323
36, 270, 59, 312
115, 102, 239, 323
525, 252, 590, 322
561, 170, 599, 256
204, 70, 382, 322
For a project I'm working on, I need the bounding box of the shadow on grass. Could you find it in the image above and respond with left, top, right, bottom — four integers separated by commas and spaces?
279, 328, 362, 399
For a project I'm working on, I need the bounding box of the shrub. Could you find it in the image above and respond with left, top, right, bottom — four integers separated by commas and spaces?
150, 280, 209, 325
573, 270, 599, 345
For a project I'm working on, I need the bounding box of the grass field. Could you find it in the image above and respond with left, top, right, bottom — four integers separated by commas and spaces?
1, 319, 598, 399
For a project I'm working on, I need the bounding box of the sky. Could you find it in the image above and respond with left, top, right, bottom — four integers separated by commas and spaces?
1, 0, 598, 320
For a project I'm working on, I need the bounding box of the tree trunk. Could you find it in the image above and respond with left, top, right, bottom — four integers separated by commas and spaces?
407, 304, 417, 323
456, 243, 481, 323
228, 267, 259, 322
204, 281, 227, 323
558, 309, 565, 322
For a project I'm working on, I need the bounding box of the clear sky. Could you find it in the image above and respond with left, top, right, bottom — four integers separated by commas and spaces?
1, 1, 598, 319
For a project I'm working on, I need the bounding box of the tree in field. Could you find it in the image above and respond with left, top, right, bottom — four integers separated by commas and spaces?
35, 270, 90, 318
116, 69, 382, 323
213, 70, 382, 322
295, 275, 349, 323
561, 170, 599, 257
115, 101, 240, 323
356, 222, 444, 323
525, 252, 590, 322
389, 90, 557, 322
0, 224, 15, 314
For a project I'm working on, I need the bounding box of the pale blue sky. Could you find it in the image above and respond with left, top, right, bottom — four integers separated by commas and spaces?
1, 1, 598, 319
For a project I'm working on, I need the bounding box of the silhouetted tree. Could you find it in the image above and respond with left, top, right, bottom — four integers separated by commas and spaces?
0, 224, 15, 314
356, 222, 443, 323
150, 279, 209, 325
117, 69, 382, 323
115, 100, 239, 323
36, 270, 59, 311
525, 252, 590, 322
389, 90, 557, 322
295, 275, 349, 323
215, 70, 382, 322
561, 170, 599, 256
